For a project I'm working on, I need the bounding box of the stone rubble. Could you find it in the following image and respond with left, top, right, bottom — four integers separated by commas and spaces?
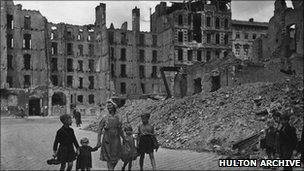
85, 76, 303, 157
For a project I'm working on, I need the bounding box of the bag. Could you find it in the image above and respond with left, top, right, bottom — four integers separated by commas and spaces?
152, 135, 159, 150
47, 157, 61, 165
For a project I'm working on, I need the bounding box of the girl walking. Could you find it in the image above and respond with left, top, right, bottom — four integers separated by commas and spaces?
121, 125, 137, 171
137, 113, 159, 171
76, 137, 100, 171
53, 114, 79, 171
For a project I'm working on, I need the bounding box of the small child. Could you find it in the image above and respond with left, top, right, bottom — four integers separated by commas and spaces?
265, 119, 277, 159
76, 137, 100, 171
138, 113, 158, 171
53, 114, 79, 171
121, 125, 137, 171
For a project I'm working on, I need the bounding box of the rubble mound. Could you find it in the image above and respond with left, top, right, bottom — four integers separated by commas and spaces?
85, 77, 303, 156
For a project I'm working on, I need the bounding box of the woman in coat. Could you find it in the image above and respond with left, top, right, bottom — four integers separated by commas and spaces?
96, 99, 124, 171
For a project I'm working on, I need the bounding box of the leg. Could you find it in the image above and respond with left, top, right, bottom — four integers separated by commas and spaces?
66, 162, 73, 171
148, 153, 156, 171
122, 162, 128, 171
59, 163, 66, 171
139, 154, 145, 171
128, 161, 132, 171
87, 168, 91, 171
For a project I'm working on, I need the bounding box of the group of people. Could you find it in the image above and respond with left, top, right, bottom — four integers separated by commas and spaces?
262, 111, 304, 170
51, 99, 158, 171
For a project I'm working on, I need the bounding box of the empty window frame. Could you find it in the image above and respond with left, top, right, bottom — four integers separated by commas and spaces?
51, 58, 58, 71
120, 64, 127, 77
152, 50, 157, 63
51, 42, 58, 55
139, 65, 145, 78
139, 50, 145, 62
23, 54, 31, 70
51, 75, 58, 86
23, 34, 31, 49
187, 50, 193, 61
24, 75, 31, 88
120, 48, 126, 61
178, 49, 183, 61
88, 94, 94, 104
88, 59, 94, 72
24, 15, 31, 29
67, 76, 73, 87
89, 76, 94, 89
120, 82, 126, 94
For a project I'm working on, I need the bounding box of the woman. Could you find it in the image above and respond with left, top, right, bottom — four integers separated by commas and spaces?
96, 99, 124, 171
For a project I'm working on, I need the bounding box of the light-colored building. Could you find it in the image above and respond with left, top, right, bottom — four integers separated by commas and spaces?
231, 18, 268, 61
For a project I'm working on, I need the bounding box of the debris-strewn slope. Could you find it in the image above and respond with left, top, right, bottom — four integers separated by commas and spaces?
85, 77, 303, 156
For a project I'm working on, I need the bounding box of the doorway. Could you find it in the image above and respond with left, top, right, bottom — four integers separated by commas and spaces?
29, 98, 41, 116
211, 75, 221, 92
193, 78, 202, 94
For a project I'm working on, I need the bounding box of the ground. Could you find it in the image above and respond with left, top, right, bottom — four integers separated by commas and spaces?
1, 116, 303, 170
0, 116, 225, 170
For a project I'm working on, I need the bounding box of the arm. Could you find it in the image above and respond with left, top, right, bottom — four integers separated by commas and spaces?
96, 118, 105, 147
53, 131, 59, 156
72, 129, 80, 149
91, 145, 100, 152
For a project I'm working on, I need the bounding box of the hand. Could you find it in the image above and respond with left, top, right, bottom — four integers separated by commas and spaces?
53, 150, 57, 157
96, 141, 101, 147
76, 149, 80, 155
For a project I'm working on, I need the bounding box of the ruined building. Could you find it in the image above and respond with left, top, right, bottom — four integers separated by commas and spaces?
108, 7, 165, 98
231, 18, 268, 61
3, 0, 277, 116
257, 0, 303, 73
1, 1, 111, 116
1, 1, 49, 116
150, 0, 232, 97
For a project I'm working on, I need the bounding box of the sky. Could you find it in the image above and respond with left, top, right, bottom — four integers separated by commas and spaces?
14, 1, 294, 31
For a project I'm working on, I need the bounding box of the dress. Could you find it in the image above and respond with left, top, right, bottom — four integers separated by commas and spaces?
76, 145, 99, 169
138, 124, 154, 155
121, 135, 137, 162
53, 126, 79, 163
99, 114, 123, 162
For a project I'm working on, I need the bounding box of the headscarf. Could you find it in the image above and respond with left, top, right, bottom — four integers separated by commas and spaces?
107, 98, 118, 108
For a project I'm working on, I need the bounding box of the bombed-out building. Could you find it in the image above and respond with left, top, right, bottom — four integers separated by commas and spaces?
231, 19, 268, 61
150, 0, 232, 97
1, 1, 111, 116
0, 1, 49, 116
108, 7, 165, 98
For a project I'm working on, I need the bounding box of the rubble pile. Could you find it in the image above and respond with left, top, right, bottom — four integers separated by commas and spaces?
85, 77, 303, 156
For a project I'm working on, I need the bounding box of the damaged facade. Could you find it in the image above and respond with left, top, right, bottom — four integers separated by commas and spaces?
2, 0, 302, 116
1, 1, 111, 116
254, 0, 303, 74
108, 7, 165, 99
0, 1, 49, 116
231, 18, 268, 61
150, 0, 232, 97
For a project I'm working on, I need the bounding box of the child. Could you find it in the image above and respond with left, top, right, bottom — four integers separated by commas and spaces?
76, 137, 100, 171
265, 119, 277, 159
121, 125, 137, 171
53, 114, 79, 171
137, 113, 158, 171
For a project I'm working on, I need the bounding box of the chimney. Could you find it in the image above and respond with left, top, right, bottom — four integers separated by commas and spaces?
132, 6, 140, 31
249, 18, 254, 22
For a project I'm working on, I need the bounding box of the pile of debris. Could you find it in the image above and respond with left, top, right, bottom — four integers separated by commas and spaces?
85, 76, 303, 157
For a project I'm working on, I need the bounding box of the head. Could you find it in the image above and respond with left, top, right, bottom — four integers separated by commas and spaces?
60, 114, 72, 126
124, 125, 133, 135
280, 113, 290, 126
80, 137, 89, 146
106, 99, 117, 114
140, 113, 150, 124
267, 118, 275, 128
272, 111, 281, 123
